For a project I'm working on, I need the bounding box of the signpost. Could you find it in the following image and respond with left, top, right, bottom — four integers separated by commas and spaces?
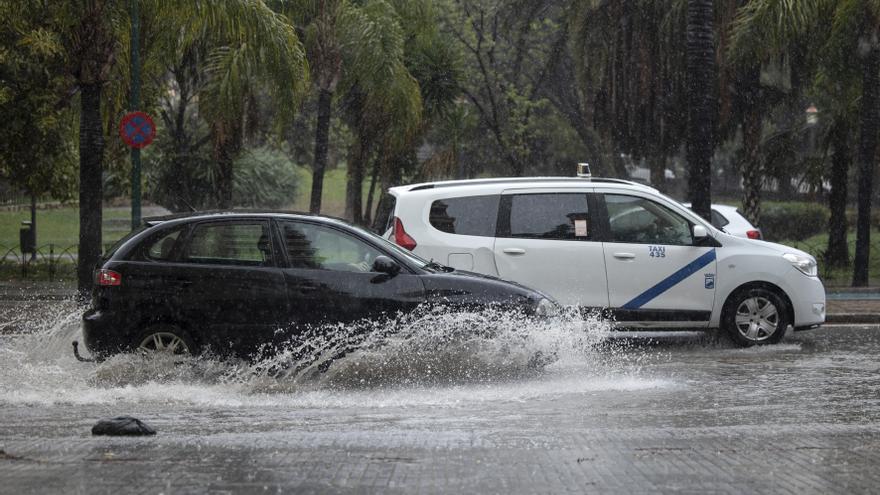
128, 0, 143, 229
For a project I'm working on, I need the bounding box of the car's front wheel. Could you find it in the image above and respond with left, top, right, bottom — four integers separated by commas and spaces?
135, 325, 197, 356
723, 288, 789, 347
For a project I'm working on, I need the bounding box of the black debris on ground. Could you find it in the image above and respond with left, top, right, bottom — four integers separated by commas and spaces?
91, 416, 156, 436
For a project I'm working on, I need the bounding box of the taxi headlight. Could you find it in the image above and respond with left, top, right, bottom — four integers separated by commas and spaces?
534, 298, 559, 317
783, 253, 818, 277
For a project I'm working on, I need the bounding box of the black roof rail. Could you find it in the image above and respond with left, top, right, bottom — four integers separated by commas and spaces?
141, 209, 350, 226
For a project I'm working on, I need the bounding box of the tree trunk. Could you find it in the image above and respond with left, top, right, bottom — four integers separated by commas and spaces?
364, 161, 379, 226
212, 120, 241, 210
215, 146, 235, 210
344, 134, 367, 224
77, 83, 105, 297
310, 88, 333, 214
740, 110, 763, 227
738, 64, 763, 227
685, 0, 716, 222
826, 118, 851, 269
853, 44, 880, 286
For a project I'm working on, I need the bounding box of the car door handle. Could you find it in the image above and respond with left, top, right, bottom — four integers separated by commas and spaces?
502, 248, 526, 255
613, 252, 636, 260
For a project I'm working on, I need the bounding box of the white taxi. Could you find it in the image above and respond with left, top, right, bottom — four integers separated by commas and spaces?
381, 169, 825, 346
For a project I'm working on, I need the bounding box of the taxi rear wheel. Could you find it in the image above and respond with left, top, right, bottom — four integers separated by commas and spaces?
722, 288, 789, 347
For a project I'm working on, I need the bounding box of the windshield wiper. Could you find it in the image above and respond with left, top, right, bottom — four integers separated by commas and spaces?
424, 259, 454, 272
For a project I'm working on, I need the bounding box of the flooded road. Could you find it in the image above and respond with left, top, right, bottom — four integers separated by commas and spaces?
1, 301, 879, 493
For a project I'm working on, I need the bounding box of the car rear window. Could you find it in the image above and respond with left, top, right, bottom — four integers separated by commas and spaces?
144, 228, 183, 261
500, 193, 591, 240
429, 195, 499, 237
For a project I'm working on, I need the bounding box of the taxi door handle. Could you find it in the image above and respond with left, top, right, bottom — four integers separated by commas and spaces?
613, 252, 635, 260
502, 248, 526, 255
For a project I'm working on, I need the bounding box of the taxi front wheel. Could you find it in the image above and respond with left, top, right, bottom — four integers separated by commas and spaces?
722, 288, 789, 347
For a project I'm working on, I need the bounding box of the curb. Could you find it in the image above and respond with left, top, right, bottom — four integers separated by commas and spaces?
825, 313, 880, 324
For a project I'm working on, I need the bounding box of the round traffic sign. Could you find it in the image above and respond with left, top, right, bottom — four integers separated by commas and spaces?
119, 111, 156, 149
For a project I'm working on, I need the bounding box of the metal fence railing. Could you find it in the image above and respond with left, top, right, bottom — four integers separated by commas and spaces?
0, 243, 115, 279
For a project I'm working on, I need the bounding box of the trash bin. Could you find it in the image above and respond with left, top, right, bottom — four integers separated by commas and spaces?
20, 221, 35, 255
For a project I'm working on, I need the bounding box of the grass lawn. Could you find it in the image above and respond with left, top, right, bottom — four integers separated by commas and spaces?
290, 165, 381, 218
0, 207, 132, 255
0, 164, 378, 258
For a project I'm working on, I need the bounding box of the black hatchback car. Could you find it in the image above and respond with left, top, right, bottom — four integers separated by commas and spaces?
82, 212, 557, 359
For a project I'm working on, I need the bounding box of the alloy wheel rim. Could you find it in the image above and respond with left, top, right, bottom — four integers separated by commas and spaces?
138, 332, 190, 355
734, 296, 779, 342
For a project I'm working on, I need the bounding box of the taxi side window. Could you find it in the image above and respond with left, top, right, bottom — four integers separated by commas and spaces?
499, 193, 591, 240
605, 194, 693, 245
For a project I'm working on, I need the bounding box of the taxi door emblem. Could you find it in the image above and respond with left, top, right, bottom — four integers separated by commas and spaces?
704, 273, 715, 289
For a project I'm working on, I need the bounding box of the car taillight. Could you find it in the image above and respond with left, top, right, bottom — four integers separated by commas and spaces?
746, 230, 762, 240
393, 217, 417, 251
96, 269, 122, 286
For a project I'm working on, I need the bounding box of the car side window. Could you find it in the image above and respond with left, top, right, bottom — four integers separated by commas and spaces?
144, 228, 183, 261
429, 195, 499, 236
605, 194, 693, 245
182, 222, 273, 266
500, 193, 591, 241
711, 209, 730, 229
279, 221, 384, 273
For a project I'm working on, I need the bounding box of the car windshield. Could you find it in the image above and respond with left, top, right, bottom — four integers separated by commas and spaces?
344, 223, 434, 269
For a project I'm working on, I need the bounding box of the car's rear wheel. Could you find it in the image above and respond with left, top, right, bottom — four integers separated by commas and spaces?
723, 288, 789, 347
135, 326, 196, 356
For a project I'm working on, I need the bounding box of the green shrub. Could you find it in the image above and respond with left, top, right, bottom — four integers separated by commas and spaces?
233, 147, 298, 209
760, 201, 829, 242
146, 145, 298, 211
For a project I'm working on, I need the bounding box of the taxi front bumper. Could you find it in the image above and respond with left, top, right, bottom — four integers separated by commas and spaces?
787, 273, 825, 330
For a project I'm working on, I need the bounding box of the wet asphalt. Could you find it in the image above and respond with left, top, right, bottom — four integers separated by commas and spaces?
1, 311, 879, 494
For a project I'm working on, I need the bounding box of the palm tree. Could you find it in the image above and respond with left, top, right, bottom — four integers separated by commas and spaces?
685, 0, 716, 221
42, 0, 305, 295
343, 0, 463, 224
340, 0, 423, 224
730, 0, 879, 285
276, 0, 383, 213
571, 0, 688, 188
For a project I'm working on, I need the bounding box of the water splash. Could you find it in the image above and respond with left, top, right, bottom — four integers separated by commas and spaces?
0, 302, 668, 407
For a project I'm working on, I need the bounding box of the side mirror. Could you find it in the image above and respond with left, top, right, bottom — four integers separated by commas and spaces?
693, 225, 708, 239
372, 255, 401, 276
